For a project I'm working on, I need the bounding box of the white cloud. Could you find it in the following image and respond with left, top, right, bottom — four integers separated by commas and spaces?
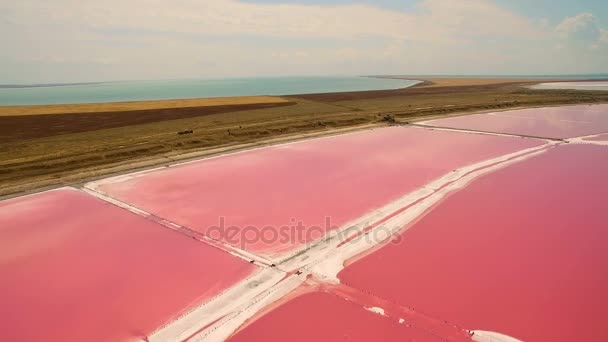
555, 12, 608, 49
556, 13, 597, 36
0, 1, 605, 83
4, 0, 545, 42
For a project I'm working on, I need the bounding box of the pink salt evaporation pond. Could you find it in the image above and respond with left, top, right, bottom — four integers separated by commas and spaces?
423, 104, 608, 139
227, 285, 473, 342
93, 126, 544, 258
0, 188, 256, 342
339, 144, 608, 342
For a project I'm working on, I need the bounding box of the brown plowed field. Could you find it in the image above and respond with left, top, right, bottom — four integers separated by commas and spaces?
0, 101, 295, 143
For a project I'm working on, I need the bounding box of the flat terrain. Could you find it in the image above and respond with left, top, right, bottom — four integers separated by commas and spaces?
0, 101, 295, 142
2, 102, 608, 341
0, 96, 290, 116
2, 77, 608, 197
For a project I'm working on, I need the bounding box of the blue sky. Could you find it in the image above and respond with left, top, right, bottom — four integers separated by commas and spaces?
1, 0, 607, 83
497, 0, 606, 23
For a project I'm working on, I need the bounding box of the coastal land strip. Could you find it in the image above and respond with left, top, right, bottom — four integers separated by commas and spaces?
1, 77, 608, 198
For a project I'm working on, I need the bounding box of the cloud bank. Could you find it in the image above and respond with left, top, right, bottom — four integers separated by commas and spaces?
0, 0, 606, 83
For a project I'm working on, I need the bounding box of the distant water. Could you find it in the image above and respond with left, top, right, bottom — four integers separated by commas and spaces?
0, 77, 420, 106
397, 74, 608, 79
530, 81, 608, 91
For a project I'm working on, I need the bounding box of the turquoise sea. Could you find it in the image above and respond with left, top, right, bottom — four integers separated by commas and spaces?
2, 75, 606, 106
0, 77, 419, 106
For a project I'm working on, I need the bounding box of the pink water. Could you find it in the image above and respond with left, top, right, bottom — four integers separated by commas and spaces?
227, 287, 472, 342
0, 189, 256, 342
98, 126, 543, 257
339, 144, 608, 341
426, 104, 608, 139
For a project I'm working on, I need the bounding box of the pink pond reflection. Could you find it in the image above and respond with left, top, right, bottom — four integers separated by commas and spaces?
97, 126, 543, 257
339, 144, 608, 342
227, 288, 472, 342
0, 189, 255, 342
425, 104, 608, 139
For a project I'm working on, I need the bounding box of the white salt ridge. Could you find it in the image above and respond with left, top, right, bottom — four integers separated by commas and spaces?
148, 269, 286, 342
190, 274, 308, 342
82, 187, 275, 266
306, 141, 555, 282
365, 306, 386, 316
471, 330, 523, 342
566, 133, 608, 146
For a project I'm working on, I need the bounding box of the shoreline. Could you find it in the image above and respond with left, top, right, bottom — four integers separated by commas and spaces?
2, 76, 608, 198
0, 76, 417, 107
371, 75, 608, 86
1, 100, 606, 202
4, 76, 606, 112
